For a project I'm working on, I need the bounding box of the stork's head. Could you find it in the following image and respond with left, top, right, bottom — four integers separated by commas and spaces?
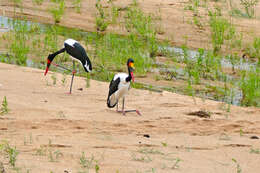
44, 54, 55, 76
127, 58, 135, 82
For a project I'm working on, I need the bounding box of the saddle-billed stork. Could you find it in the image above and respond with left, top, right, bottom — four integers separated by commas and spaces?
44, 39, 92, 94
107, 58, 141, 116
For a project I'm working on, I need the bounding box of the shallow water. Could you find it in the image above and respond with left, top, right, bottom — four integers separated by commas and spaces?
0, 16, 10, 32
163, 46, 257, 71
0, 15, 254, 106
1, 15, 256, 71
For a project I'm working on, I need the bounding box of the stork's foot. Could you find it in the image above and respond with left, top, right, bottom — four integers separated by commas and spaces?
72, 70, 77, 74
136, 109, 142, 116
116, 110, 126, 116
116, 110, 141, 116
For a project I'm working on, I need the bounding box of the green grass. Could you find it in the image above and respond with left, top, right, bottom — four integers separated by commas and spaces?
35, 145, 47, 156
0, 96, 9, 115
85, 74, 91, 88
232, 158, 242, 173
8, 19, 30, 65
79, 152, 101, 173
229, 8, 250, 18
172, 158, 181, 169
48, 150, 63, 162
138, 148, 164, 155
125, 4, 158, 58
33, 0, 44, 5
89, 33, 153, 74
51, 74, 57, 85
131, 153, 152, 163
240, 0, 259, 18
250, 148, 260, 154
0, 141, 19, 167
95, 0, 109, 32
239, 68, 260, 107
73, 0, 82, 13
244, 37, 260, 64
208, 8, 236, 54
49, 0, 65, 24
61, 73, 67, 86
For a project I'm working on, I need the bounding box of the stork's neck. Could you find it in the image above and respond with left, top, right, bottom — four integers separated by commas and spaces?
48, 48, 66, 62
126, 66, 132, 82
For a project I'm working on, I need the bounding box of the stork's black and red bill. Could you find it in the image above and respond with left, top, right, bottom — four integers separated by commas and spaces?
130, 71, 134, 82
44, 59, 51, 76
44, 48, 65, 76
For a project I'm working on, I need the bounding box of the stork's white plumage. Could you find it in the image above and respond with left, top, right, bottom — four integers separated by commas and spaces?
107, 58, 141, 115
108, 73, 131, 107
64, 39, 78, 47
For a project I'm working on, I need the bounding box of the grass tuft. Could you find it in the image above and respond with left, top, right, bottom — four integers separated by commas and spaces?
0, 96, 9, 115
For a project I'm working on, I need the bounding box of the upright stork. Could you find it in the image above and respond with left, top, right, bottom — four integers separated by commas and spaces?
107, 58, 141, 116
44, 39, 92, 94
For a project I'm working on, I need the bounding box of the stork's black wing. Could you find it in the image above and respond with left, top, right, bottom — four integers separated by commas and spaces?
64, 42, 92, 72
108, 77, 120, 97
107, 77, 120, 108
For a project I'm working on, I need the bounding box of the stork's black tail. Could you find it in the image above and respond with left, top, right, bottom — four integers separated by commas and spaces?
107, 94, 118, 108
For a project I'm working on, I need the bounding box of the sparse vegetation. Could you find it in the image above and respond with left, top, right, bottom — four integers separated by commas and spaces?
95, 0, 109, 32
240, 0, 259, 18
79, 152, 101, 173
131, 153, 152, 163
172, 158, 181, 169
85, 74, 90, 88
8, 19, 30, 65
73, 0, 82, 13
0, 96, 9, 115
208, 8, 236, 54
219, 133, 231, 140
138, 148, 164, 155
51, 74, 57, 85
35, 145, 47, 156
239, 68, 260, 107
61, 73, 67, 86
244, 37, 260, 64
49, 0, 65, 24
161, 142, 167, 147
232, 158, 242, 173
250, 148, 260, 154
0, 141, 19, 167
33, 0, 44, 5
48, 150, 63, 162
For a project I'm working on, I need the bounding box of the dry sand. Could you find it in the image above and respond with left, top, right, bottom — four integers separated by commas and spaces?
0, 62, 260, 172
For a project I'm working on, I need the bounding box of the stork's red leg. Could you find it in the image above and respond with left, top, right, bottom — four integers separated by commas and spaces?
116, 97, 141, 116
69, 60, 76, 94
122, 97, 126, 115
